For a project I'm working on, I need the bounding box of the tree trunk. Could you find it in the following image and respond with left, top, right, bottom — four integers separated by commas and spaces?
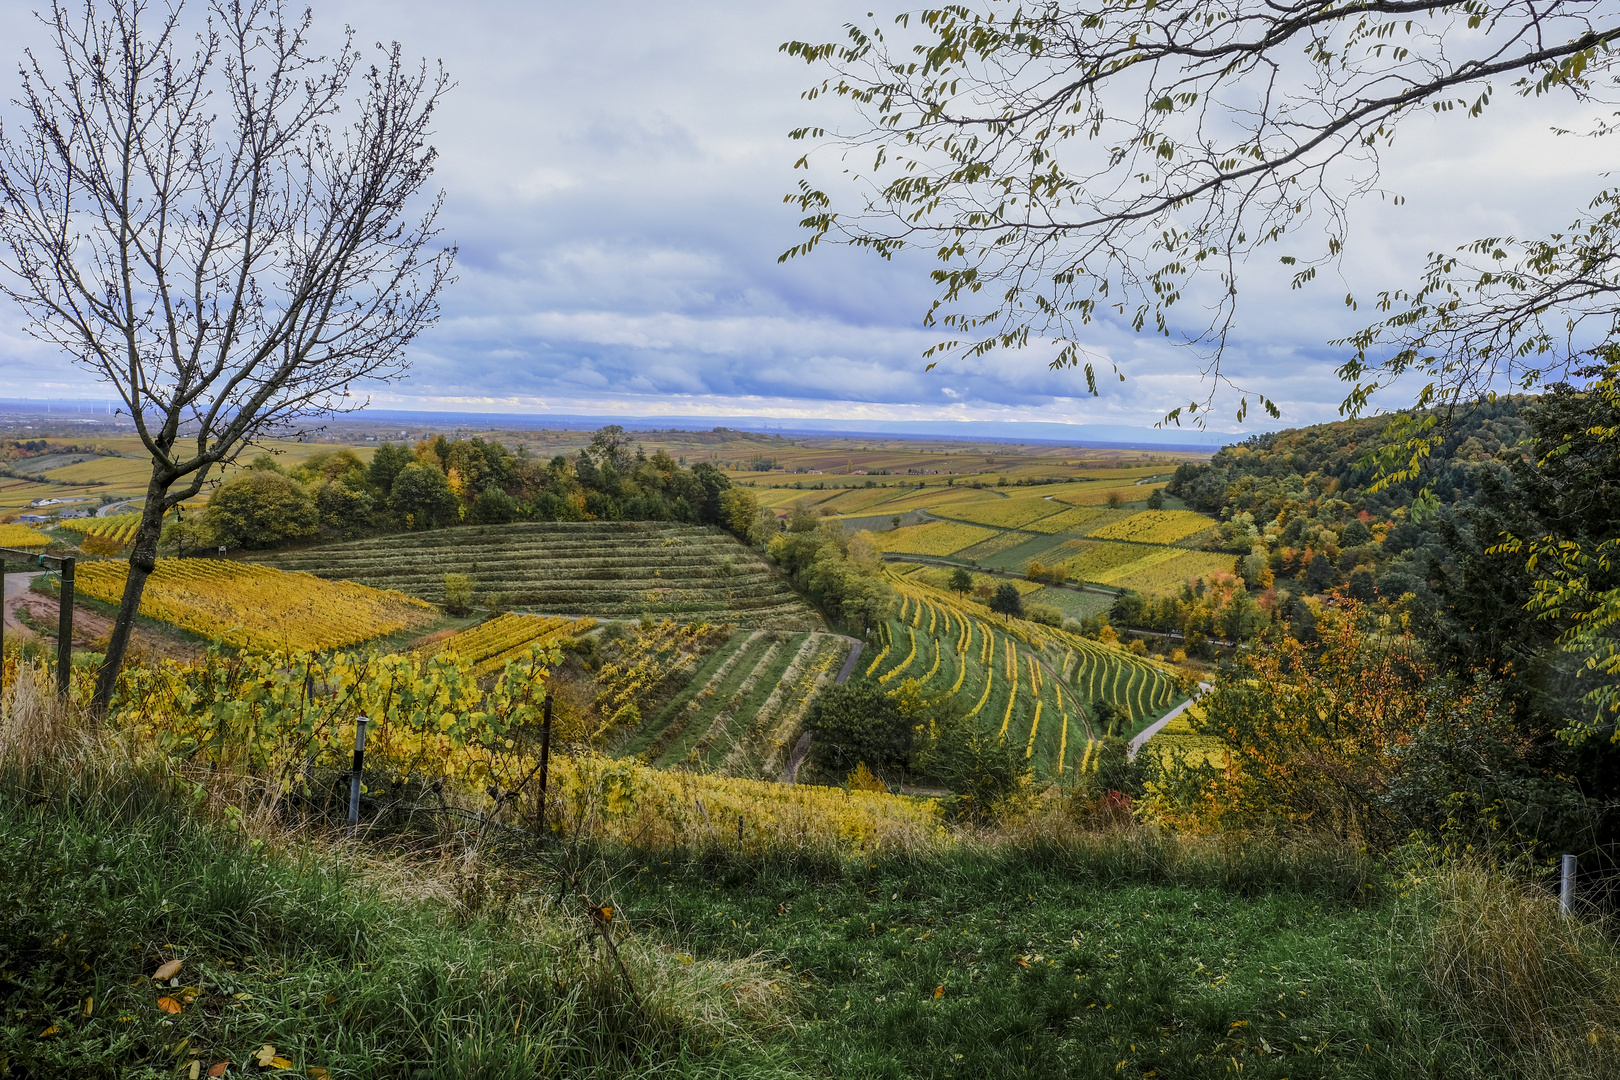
92, 473, 174, 712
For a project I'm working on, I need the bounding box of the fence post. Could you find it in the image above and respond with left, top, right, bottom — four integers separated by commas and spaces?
536, 691, 553, 836
56, 557, 74, 699
348, 716, 369, 831
1561, 853, 1577, 916
1, 557, 7, 701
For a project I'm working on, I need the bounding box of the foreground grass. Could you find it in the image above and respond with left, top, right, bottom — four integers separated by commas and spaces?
613, 850, 1445, 1079
0, 761, 798, 1080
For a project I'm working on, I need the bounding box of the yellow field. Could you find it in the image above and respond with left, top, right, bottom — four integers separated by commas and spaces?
1088, 510, 1214, 545
941, 495, 1069, 529
1112, 551, 1237, 596
1052, 479, 1169, 506
74, 559, 434, 650
0, 523, 51, 548
872, 520, 1000, 556
1022, 506, 1110, 534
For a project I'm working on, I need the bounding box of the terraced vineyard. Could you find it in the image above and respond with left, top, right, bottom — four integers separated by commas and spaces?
870, 572, 1183, 780
249, 522, 822, 629
617, 628, 852, 779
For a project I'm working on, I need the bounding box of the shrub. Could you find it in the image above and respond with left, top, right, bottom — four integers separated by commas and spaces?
805, 681, 911, 778
443, 573, 475, 617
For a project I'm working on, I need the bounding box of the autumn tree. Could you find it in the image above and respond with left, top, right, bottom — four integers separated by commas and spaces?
0, 0, 455, 708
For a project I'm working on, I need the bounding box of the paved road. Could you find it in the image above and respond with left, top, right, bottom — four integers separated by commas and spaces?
834, 638, 864, 683
1128, 682, 1212, 760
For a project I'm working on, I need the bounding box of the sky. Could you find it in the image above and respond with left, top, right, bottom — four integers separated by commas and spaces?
1, 0, 1613, 436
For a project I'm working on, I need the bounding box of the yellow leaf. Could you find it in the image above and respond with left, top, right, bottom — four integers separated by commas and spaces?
154, 959, 183, 981
256, 1045, 277, 1068
82, 996, 93, 1017
1230, 1020, 1249, 1028
270, 1057, 293, 1069
307, 1070, 329, 1079
933, 985, 945, 999
38, 1025, 58, 1038
189, 1061, 201, 1080
157, 997, 183, 1014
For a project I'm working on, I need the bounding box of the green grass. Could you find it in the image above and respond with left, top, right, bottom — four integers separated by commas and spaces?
0, 761, 796, 1080
610, 846, 1469, 1080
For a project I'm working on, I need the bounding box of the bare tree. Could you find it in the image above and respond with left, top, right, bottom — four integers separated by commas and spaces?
781, 1, 1620, 423
0, 0, 455, 709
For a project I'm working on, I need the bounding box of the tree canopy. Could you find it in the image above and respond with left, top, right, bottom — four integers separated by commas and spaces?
783, 1, 1620, 421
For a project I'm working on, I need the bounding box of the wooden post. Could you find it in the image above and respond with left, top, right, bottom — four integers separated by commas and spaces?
56, 557, 74, 699
536, 691, 553, 836
1561, 853, 1577, 916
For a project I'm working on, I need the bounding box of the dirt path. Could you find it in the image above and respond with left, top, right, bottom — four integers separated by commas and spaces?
3, 570, 42, 637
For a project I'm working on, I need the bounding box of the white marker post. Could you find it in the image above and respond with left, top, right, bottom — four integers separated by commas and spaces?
1560, 853, 1577, 916
348, 717, 369, 831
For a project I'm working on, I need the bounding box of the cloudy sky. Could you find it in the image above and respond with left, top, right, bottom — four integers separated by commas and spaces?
1, 0, 1611, 434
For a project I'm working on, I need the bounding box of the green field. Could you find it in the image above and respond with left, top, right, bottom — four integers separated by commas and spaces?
248, 521, 822, 629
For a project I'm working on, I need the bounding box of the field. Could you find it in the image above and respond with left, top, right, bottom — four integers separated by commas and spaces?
869, 572, 1183, 780
869, 520, 999, 556
249, 521, 823, 629
73, 559, 435, 651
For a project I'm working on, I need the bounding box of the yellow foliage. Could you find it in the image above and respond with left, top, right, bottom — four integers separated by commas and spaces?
0, 523, 50, 547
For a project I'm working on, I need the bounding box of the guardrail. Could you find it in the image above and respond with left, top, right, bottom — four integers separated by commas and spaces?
0, 545, 76, 697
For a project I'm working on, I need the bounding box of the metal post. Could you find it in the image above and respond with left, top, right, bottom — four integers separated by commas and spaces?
347, 716, 369, 831
737, 814, 743, 845
56, 557, 74, 699
1, 558, 7, 704
1561, 853, 1577, 916
536, 692, 553, 835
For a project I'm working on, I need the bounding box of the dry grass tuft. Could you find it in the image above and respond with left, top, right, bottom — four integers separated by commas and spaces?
1421, 863, 1620, 1078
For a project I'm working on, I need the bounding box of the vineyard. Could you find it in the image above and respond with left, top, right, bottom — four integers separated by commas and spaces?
1087, 509, 1215, 545
74, 559, 435, 651
870, 573, 1183, 780
870, 520, 998, 556
417, 612, 595, 675
249, 521, 821, 629
0, 523, 50, 548
615, 627, 851, 779
55, 512, 142, 546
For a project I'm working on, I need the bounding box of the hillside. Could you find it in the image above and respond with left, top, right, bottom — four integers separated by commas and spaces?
248, 521, 822, 629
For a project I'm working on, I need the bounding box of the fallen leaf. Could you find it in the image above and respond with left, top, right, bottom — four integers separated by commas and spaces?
1230, 1020, 1249, 1028
307, 1070, 328, 1079
82, 996, 93, 1017
1015, 959, 1029, 968
256, 1045, 276, 1068
595, 906, 613, 923
153, 959, 183, 981
157, 997, 183, 1014
208, 1063, 229, 1077
38, 1025, 58, 1038
269, 1056, 293, 1069
188, 1061, 201, 1080
933, 985, 945, 999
